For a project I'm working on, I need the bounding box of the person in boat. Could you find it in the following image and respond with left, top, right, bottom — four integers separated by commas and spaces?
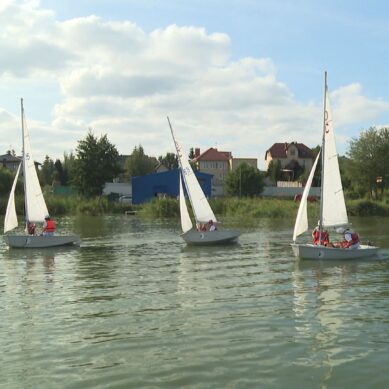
312, 225, 330, 246
335, 228, 360, 249
196, 223, 206, 232
208, 220, 217, 232
27, 221, 36, 235
42, 214, 56, 236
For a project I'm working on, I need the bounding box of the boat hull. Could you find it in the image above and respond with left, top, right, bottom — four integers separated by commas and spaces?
291, 243, 379, 260
4, 235, 81, 249
182, 229, 240, 245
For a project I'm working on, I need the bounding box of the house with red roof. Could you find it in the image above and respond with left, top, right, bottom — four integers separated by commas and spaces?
265, 142, 314, 180
192, 148, 230, 196
192, 147, 258, 196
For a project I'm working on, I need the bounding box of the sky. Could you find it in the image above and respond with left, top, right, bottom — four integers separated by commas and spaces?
1, 0, 388, 169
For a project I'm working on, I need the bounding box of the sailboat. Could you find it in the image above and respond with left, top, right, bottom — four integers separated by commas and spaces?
3, 99, 80, 248
168, 117, 240, 245
291, 73, 378, 260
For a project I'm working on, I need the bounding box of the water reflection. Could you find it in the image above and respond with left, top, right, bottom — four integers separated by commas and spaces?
1, 215, 389, 388
292, 258, 377, 385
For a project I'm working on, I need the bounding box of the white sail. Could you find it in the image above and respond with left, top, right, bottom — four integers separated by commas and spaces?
179, 173, 193, 233
321, 87, 348, 227
22, 101, 49, 223
168, 117, 217, 224
293, 152, 320, 242
4, 163, 21, 233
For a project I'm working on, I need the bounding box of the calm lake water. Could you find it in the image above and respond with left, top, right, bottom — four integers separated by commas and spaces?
1, 215, 389, 388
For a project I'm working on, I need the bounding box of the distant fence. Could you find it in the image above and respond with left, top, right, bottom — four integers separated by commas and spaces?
52, 185, 77, 196
276, 181, 302, 188
262, 186, 320, 198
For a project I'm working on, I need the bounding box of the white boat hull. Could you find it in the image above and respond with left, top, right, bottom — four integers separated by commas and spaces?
4, 234, 81, 249
291, 243, 379, 260
182, 229, 240, 245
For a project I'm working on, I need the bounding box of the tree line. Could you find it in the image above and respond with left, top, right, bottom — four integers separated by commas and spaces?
0, 126, 387, 200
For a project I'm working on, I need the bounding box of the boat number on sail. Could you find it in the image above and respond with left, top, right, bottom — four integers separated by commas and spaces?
183, 167, 192, 176
25, 152, 31, 160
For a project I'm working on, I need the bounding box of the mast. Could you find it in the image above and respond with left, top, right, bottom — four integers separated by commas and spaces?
319, 72, 327, 244
167, 116, 182, 175
167, 116, 191, 204
21, 98, 28, 225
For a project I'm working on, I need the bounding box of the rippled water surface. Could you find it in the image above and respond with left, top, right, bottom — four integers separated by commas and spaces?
1, 215, 389, 388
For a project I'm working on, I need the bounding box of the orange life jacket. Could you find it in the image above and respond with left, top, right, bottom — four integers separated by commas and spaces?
45, 219, 56, 233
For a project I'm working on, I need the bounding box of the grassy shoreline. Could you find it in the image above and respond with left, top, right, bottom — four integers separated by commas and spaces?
139, 197, 389, 219
1, 196, 388, 218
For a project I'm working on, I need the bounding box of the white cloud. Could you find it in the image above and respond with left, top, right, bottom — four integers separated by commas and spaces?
0, 1, 389, 169
331, 84, 389, 126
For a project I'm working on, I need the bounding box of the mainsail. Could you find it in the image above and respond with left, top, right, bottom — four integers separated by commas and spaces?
321, 86, 348, 227
168, 117, 216, 224
21, 100, 49, 223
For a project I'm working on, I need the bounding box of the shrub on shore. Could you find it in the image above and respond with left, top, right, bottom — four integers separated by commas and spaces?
2, 195, 388, 219
0, 195, 135, 217
140, 197, 180, 218
347, 200, 389, 216
140, 197, 317, 220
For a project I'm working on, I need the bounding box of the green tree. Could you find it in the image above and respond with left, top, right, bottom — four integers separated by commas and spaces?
266, 159, 282, 183
224, 163, 264, 197
310, 145, 322, 187
338, 155, 352, 191
73, 130, 121, 197
347, 127, 389, 198
188, 148, 195, 159
40, 155, 55, 186
188, 148, 198, 171
158, 152, 178, 170
125, 145, 156, 178
62, 151, 76, 185
0, 168, 18, 196
53, 159, 65, 185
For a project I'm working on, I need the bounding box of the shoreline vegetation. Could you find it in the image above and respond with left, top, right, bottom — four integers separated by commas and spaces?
2, 196, 389, 219
140, 197, 389, 219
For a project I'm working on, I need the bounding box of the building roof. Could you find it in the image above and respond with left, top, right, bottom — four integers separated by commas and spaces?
0, 153, 21, 162
265, 142, 313, 160
192, 147, 231, 162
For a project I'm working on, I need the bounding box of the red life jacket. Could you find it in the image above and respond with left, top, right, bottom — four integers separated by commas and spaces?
351, 232, 359, 244
45, 219, 56, 232
342, 231, 359, 248
312, 229, 329, 246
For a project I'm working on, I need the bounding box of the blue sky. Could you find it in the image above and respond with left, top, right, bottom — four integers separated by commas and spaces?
1, 0, 388, 168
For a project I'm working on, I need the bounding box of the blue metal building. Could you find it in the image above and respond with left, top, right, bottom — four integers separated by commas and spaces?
132, 168, 213, 204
